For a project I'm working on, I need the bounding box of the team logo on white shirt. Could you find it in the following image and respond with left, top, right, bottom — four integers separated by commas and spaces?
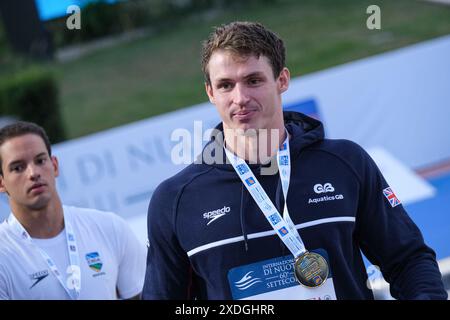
85, 252, 105, 277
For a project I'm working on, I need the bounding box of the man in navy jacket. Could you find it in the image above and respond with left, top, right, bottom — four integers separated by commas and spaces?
142, 21, 447, 300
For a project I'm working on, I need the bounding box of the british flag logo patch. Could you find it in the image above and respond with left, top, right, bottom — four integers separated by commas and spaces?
383, 187, 401, 208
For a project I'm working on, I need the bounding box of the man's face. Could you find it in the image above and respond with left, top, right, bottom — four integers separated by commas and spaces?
0, 134, 59, 211
206, 50, 290, 133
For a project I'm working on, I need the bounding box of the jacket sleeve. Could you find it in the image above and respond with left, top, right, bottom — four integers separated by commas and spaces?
352, 143, 447, 300
142, 180, 195, 300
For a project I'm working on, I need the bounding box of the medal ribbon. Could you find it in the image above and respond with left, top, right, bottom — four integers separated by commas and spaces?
224, 130, 307, 259
7, 207, 81, 299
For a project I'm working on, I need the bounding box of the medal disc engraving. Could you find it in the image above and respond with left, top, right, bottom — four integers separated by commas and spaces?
294, 251, 329, 288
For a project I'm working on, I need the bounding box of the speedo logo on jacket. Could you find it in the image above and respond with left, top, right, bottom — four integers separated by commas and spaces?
203, 206, 230, 225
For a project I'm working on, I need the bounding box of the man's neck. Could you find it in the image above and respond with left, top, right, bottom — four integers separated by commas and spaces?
224, 126, 287, 164
11, 199, 64, 239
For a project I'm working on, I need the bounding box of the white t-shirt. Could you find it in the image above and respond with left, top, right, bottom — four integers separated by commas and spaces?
0, 205, 146, 300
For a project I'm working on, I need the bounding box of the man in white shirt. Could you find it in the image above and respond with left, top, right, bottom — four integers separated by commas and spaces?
0, 121, 146, 300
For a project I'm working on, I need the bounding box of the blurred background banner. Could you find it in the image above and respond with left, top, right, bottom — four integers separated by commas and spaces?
285, 35, 450, 170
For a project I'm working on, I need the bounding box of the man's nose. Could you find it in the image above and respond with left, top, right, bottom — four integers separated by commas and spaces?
28, 164, 41, 181
232, 84, 251, 106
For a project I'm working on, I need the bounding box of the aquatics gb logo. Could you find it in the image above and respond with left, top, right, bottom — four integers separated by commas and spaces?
309, 183, 344, 205
313, 183, 335, 194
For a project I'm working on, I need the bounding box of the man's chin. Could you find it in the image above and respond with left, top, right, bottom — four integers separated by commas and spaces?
241, 127, 259, 136
27, 197, 51, 211
229, 121, 259, 135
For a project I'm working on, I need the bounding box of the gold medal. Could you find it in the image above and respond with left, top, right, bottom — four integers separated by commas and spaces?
294, 251, 329, 288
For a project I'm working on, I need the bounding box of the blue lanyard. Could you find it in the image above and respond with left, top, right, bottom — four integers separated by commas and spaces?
224, 131, 307, 258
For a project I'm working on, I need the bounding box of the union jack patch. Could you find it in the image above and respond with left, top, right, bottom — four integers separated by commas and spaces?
383, 187, 401, 208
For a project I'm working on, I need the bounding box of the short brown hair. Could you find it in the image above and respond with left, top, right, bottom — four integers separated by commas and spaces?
0, 121, 52, 175
201, 21, 286, 84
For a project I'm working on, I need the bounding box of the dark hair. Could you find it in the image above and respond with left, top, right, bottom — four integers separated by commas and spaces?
0, 121, 52, 175
201, 21, 286, 84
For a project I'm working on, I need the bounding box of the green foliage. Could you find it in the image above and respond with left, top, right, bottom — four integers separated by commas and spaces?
47, 0, 277, 48
0, 67, 65, 143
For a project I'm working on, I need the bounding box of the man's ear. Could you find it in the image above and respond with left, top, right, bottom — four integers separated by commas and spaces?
277, 67, 290, 94
51, 156, 59, 178
205, 82, 215, 105
0, 152, 5, 193
0, 173, 6, 194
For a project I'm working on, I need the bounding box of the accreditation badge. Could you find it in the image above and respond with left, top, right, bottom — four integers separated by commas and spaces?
227, 249, 336, 300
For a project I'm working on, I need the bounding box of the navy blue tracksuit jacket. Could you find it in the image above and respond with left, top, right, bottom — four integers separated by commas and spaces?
143, 111, 447, 300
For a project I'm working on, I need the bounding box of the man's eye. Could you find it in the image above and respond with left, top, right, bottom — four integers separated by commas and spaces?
11, 165, 24, 172
248, 78, 262, 85
218, 83, 232, 90
36, 158, 46, 165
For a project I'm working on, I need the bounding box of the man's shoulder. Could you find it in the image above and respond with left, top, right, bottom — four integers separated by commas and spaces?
0, 221, 8, 237
305, 139, 378, 181
0, 220, 14, 242
148, 163, 215, 217
64, 205, 117, 219
0, 221, 21, 258
307, 138, 369, 162
154, 162, 214, 195
310, 138, 363, 153
0, 223, 9, 250
64, 205, 131, 238
64, 205, 122, 228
